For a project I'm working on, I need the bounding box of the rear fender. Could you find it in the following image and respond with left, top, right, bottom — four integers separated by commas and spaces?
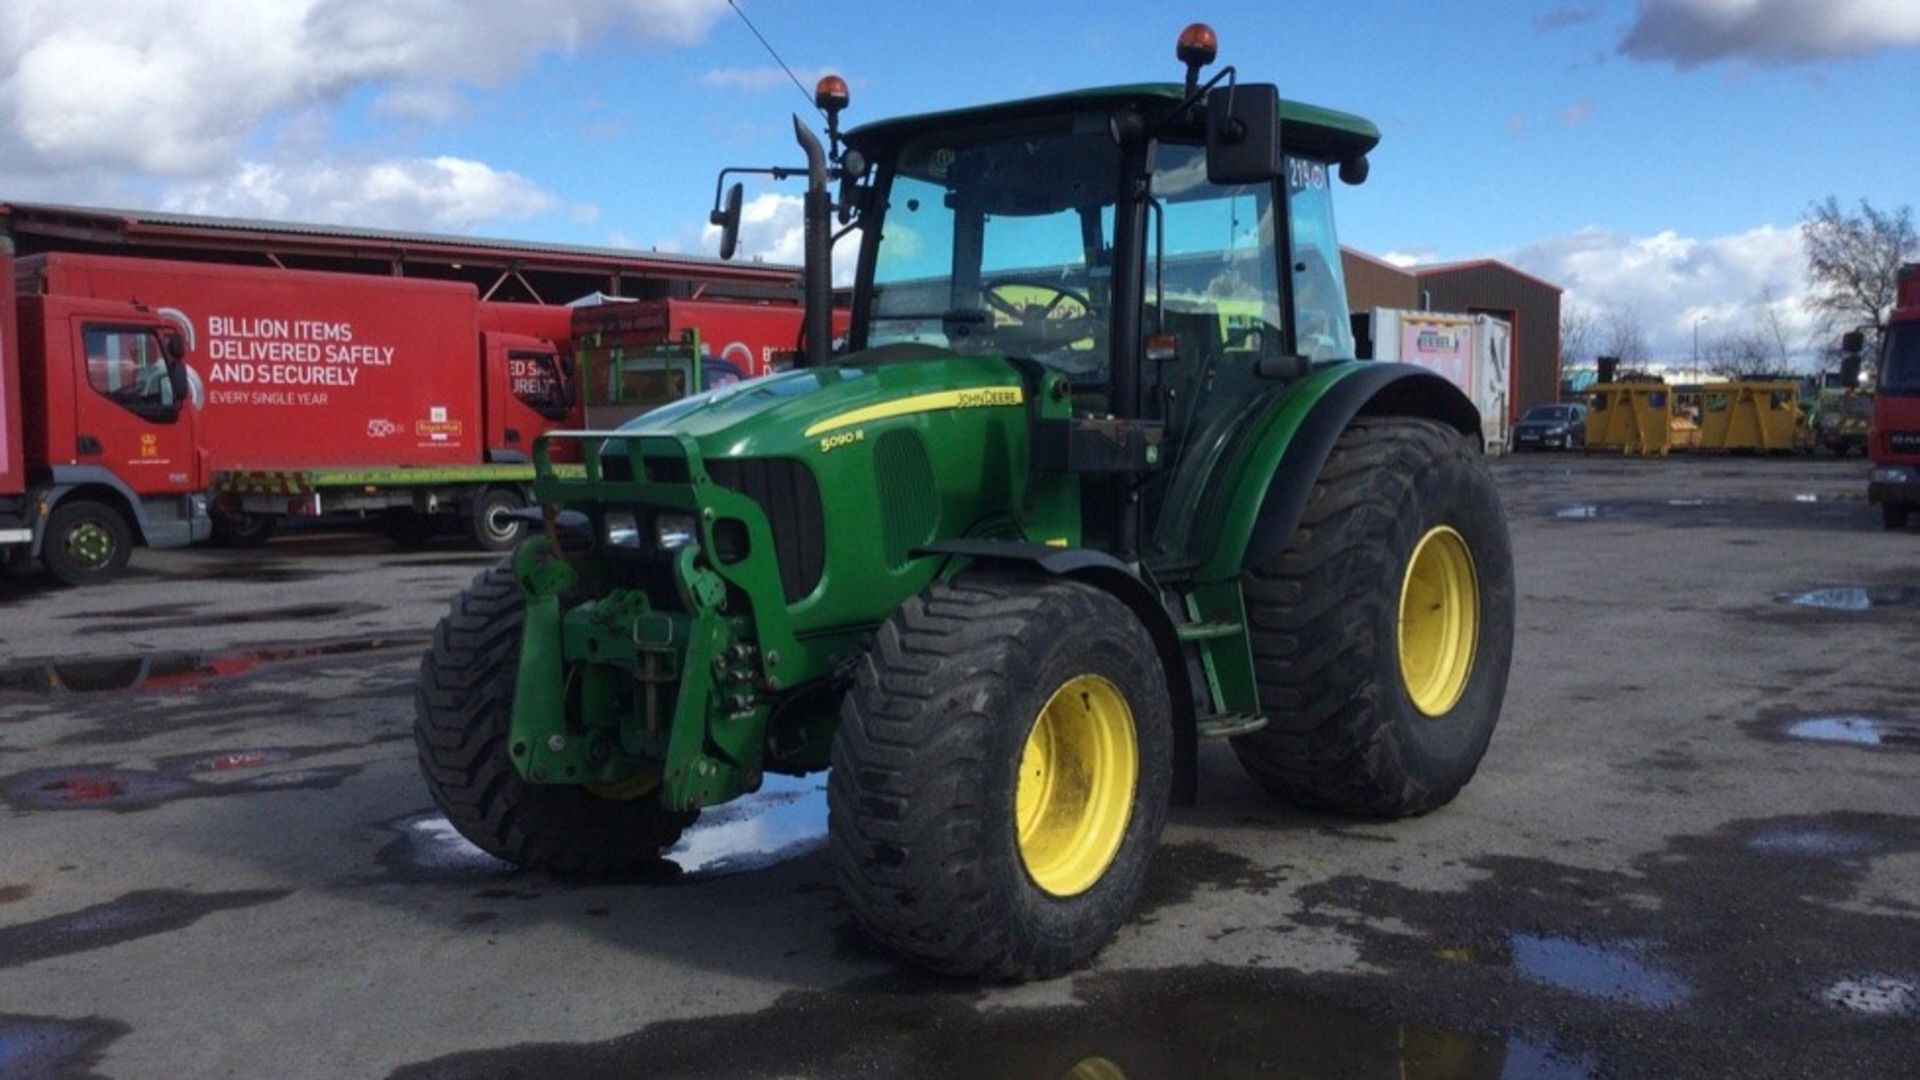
914, 539, 1200, 806
1193, 363, 1480, 583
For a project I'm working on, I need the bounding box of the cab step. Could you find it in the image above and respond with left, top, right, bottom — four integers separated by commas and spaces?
1196, 712, 1268, 738
1175, 620, 1243, 642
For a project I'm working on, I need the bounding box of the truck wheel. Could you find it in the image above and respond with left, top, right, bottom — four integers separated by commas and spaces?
471, 487, 527, 552
414, 563, 695, 873
210, 510, 278, 548
383, 511, 441, 549
1232, 417, 1515, 818
1885, 504, 1912, 531
829, 573, 1172, 980
41, 500, 133, 587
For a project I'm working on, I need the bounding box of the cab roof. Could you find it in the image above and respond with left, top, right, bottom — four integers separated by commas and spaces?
846, 83, 1380, 164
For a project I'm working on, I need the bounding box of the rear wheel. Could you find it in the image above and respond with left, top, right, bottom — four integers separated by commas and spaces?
41, 500, 133, 587
1885, 504, 1912, 531
829, 574, 1171, 980
470, 487, 528, 552
210, 509, 278, 548
1232, 417, 1515, 817
414, 563, 694, 873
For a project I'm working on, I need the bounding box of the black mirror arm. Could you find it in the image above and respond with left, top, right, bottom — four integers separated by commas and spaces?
1152, 64, 1236, 137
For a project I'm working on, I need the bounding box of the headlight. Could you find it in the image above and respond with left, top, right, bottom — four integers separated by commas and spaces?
655, 513, 699, 551
1871, 466, 1917, 485
604, 511, 640, 549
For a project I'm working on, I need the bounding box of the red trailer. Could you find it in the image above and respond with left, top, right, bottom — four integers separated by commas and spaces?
1868, 264, 1920, 530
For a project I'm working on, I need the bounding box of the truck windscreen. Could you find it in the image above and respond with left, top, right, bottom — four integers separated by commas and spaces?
1883, 323, 1920, 395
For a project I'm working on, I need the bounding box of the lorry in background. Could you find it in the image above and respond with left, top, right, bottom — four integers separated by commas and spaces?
1356, 308, 1510, 452
1869, 264, 1920, 530
1, 249, 819, 584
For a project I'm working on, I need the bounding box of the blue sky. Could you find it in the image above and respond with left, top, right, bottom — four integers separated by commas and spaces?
4, 1, 1917, 363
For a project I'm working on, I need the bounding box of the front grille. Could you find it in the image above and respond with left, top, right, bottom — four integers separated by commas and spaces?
707, 458, 825, 604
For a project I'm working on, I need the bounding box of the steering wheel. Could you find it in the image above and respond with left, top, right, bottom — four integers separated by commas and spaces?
984, 279, 1100, 351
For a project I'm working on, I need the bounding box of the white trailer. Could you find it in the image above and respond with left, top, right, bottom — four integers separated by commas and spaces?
1361, 308, 1511, 454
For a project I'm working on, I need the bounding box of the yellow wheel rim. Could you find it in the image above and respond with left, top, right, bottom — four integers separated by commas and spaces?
1014, 674, 1138, 897
1398, 525, 1480, 717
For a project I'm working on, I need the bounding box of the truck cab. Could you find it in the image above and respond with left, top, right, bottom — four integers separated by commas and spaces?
1869, 264, 1920, 530
5, 246, 210, 583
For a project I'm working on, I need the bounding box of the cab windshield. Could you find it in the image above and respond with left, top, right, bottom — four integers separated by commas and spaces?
868, 114, 1121, 380
1883, 323, 1920, 395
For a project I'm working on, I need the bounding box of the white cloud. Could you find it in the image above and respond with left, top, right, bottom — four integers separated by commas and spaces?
160, 155, 558, 232
1501, 223, 1825, 361
1621, 0, 1920, 67
0, 0, 729, 177
370, 86, 467, 124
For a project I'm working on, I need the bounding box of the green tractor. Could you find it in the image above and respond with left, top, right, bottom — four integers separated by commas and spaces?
415, 24, 1514, 980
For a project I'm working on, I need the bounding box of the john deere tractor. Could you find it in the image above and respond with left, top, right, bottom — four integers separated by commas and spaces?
415, 24, 1514, 980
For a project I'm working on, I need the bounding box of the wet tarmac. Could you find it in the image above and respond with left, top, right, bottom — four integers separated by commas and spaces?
0, 638, 424, 696
0, 454, 1915, 1076
392, 964, 1596, 1080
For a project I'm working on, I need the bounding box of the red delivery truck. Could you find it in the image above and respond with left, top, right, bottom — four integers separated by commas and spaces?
1869, 264, 1920, 530
2, 250, 585, 584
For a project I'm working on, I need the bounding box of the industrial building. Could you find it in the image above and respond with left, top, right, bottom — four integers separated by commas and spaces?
0, 202, 799, 306
1342, 248, 1564, 420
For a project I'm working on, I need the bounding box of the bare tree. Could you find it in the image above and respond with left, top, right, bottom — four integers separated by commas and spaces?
1559, 300, 1596, 370
1701, 285, 1800, 379
1802, 197, 1919, 353
1598, 305, 1649, 364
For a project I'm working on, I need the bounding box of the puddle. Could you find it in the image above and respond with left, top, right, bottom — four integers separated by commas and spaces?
1794, 493, 1821, 503
666, 774, 826, 877
1665, 498, 1708, 507
1775, 586, 1917, 612
1781, 716, 1920, 751
75, 602, 377, 636
378, 814, 517, 880
2, 760, 359, 812
0, 638, 425, 696
1554, 504, 1601, 519
0, 1013, 127, 1077
0, 889, 290, 970
1820, 975, 1919, 1017
392, 964, 1593, 1079
1507, 935, 1691, 1008
379, 775, 827, 884
1746, 825, 1885, 857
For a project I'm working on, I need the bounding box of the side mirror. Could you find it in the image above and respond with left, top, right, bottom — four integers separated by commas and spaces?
711, 182, 744, 261
1205, 82, 1281, 185
167, 357, 191, 406
162, 330, 186, 361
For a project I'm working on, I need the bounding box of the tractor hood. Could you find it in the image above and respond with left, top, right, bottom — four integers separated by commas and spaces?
615, 350, 1030, 458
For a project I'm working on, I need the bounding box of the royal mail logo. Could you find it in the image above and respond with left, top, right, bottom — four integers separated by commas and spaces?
139, 433, 159, 458
416, 405, 461, 440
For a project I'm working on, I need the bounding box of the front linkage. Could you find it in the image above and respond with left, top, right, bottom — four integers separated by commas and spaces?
506, 431, 825, 812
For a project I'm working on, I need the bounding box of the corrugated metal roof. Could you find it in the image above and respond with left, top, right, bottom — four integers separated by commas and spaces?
0, 200, 797, 275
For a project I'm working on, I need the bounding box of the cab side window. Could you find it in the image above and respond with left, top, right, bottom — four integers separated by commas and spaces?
85, 325, 178, 418
508, 351, 571, 420
1285, 157, 1355, 362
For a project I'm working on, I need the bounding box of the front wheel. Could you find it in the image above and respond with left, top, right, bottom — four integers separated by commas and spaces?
829, 574, 1172, 980
1232, 417, 1515, 818
414, 563, 694, 873
42, 499, 133, 586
